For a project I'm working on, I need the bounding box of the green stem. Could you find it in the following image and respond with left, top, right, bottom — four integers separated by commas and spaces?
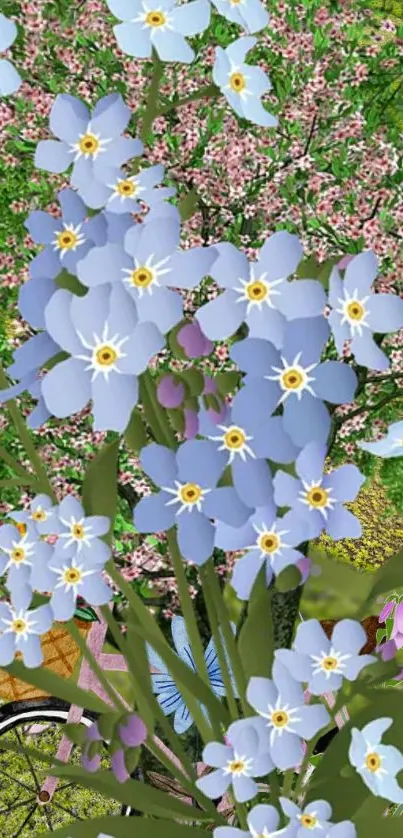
140, 50, 164, 143
0, 442, 36, 482
204, 560, 250, 716
157, 84, 221, 116
199, 565, 239, 720
293, 740, 315, 800
140, 370, 176, 449
281, 769, 294, 799
67, 620, 126, 712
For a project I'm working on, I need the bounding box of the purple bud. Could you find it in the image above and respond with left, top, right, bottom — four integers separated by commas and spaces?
157, 375, 185, 408
377, 638, 397, 661
296, 556, 311, 584
85, 722, 101, 741
184, 408, 199, 439
379, 599, 395, 624
177, 321, 213, 358
203, 375, 217, 395
82, 752, 101, 773
118, 714, 147, 748
208, 403, 227, 424
337, 254, 354, 270
112, 749, 130, 784
392, 601, 403, 638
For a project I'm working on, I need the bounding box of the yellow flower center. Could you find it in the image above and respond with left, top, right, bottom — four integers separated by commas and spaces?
271, 710, 289, 727
259, 532, 280, 554
223, 427, 246, 450
365, 752, 381, 772
228, 759, 246, 774
322, 656, 338, 671
16, 522, 26, 536
95, 345, 118, 366
145, 10, 166, 26
179, 483, 202, 506
78, 133, 100, 155
299, 814, 317, 829
11, 548, 26, 563
31, 509, 47, 522
306, 487, 329, 508
56, 230, 78, 250
63, 568, 82, 585
230, 73, 246, 93
12, 618, 27, 634
246, 280, 268, 302
131, 267, 154, 288
282, 368, 304, 390
71, 524, 85, 539
346, 301, 364, 321
117, 180, 137, 196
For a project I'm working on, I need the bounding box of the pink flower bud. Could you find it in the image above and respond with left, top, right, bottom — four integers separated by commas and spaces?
157, 375, 185, 408
379, 599, 395, 623
177, 321, 213, 358
118, 714, 147, 748
392, 601, 403, 640
337, 254, 355, 270
112, 749, 130, 783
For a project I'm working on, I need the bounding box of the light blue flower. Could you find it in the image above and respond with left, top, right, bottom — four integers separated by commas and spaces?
106, 0, 211, 63
328, 251, 403, 371
349, 717, 403, 804
10, 493, 58, 536
246, 659, 330, 771
279, 797, 335, 837
358, 420, 403, 459
0, 522, 53, 606
101, 163, 176, 215
0, 14, 22, 96
39, 495, 111, 563
0, 594, 53, 668
196, 717, 274, 802
213, 37, 277, 127
209, 0, 269, 34
276, 618, 376, 695
213, 803, 282, 838
146, 615, 238, 733
32, 551, 112, 622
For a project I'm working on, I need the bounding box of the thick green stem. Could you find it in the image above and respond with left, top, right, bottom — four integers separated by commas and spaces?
157, 84, 221, 116
140, 371, 176, 449
140, 51, 164, 143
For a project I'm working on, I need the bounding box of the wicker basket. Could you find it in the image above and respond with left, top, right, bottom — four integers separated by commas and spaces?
0, 619, 91, 702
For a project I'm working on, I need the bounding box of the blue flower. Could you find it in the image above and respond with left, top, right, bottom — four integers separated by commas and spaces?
196, 232, 326, 346
0, 594, 53, 668
213, 803, 282, 838
40, 284, 164, 432
39, 495, 112, 563
34, 93, 143, 205
133, 439, 251, 565
0, 14, 21, 96
357, 420, 403, 459
0, 522, 53, 606
209, 0, 269, 34
0, 370, 52, 430
146, 615, 237, 733
215, 501, 309, 601
106, 0, 211, 63
25, 189, 107, 275
101, 163, 176, 215
325, 823, 357, 838
10, 493, 58, 536
231, 318, 357, 448
246, 659, 330, 770
328, 251, 403, 371
76, 217, 217, 336
349, 717, 403, 804
279, 797, 334, 837
196, 717, 274, 802
276, 618, 376, 695
273, 441, 365, 540
213, 37, 277, 127
31, 551, 112, 622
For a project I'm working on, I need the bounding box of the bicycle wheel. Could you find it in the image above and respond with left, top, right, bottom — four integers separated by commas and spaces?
0, 697, 133, 836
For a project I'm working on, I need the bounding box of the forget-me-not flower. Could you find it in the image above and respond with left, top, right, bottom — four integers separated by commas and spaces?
0, 522, 53, 606
349, 717, 403, 804
279, 797, 357, 838
273, 441, 365, 541
275, 618, 376, 696
106, 0, 211, 63
133, 439, 251, 565
213, 803, 283, 838
10, 493, 58, 536
358, 420, 403, 459
31, 550, 112, 622
213, 37, 278, 127
328, 251, 403, 371
0, 588, 53, 669
101, 163, 176, 215
0, 14, 22, 96
209, 0, 269, 34
39, 495, 112, 563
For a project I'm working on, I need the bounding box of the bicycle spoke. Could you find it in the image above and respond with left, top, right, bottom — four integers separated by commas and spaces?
13, 729, 41, 793
53, 782, 76, 793
40, 805, 55, 832
0, 766, 36, 794
0, 797, 36, 815
50, 799, 85, 821
13, 804, 38, 838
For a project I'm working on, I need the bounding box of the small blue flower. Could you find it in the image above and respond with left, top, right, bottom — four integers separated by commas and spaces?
0, 522, 53, 605
349, 717, 403, 804
213, 37, 277, 128
279, 796, 334, 837
106, 0, 211, 63
276, 618, 376, 695
273, 441, 365, 540
134, 439, 251, 565
328, 251, 403, 371
215, 501, 310, 601
35, 93, 143, 206
231, 318, 357, 448
325, 823, 357, 838
39, 495, 112, 563
0, 595, 53, 668
25, 189, 107, 275
196, 717, 274, 802
40, 284, 164, 432
31, 550, 112, 622
0, 369, 52, 430
10, 493, 58, 536
101, 163, 176, 215
146, 616, 237, 734
358, 420, 403, 459
0, 14, 22, 96
196, 232, 326, 346
209, 0, 269, 34
246, 659, 330, 770
213, 803, 282, 838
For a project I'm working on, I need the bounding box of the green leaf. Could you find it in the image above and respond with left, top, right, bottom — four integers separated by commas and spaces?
63, 723, 88, 746
82, 437, 120, 546
178, 369, 205, 397
55, 269, 88, 297
238, 565, 274, 679
4, 660, 109, 714
178, 188, 199, 221
74, 605, 99, 622
125, 746, 140, 774
124, 408, 148, 454
41, 815, 210, 838
167, 407, 185, 433
275, 565, 302, 593
97, 712, 119, 740
223, 583, 245, 626
364, 546, 403, 604
214, 371, 241, 396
